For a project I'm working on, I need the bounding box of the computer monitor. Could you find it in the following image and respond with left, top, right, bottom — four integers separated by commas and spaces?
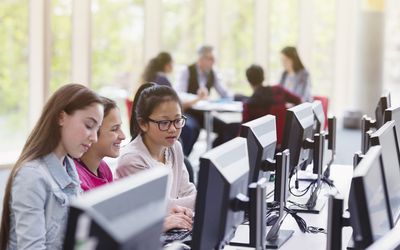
366, 224, 400, 250
240, 115, 277, 183
282, 103, 314, 175
349, 146, 392, 249
326, 194, 345, 250
312, 100, 325, 133
384, 106, 400, 148
63, 167, 169, 250
370, 121, 400, 225
375, 92, 391, 128
191, 137, 249, 250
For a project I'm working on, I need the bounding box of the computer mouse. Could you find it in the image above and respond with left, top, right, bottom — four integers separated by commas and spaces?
266, 213, 279, 226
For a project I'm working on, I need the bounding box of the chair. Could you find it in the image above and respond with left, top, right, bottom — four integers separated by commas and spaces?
313, 96, 329, 129
242, 102, 287, 148
125, 98, 133, 120
183, 156, 194, 184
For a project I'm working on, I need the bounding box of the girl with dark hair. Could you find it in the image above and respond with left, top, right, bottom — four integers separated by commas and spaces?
117, 83, 196, 231
0, 84, 104, 250
142, 52, 173, 86
74, 97, 126, 191
279, 46, 312, 102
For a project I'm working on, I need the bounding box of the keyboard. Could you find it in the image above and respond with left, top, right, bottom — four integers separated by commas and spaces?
160, 228, 192, 245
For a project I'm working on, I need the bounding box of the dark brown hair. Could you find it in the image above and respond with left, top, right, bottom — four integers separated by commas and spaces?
129, 83, 181, 140
281, 46, 305, 73
142, 52, 172, 83
0, 84, 103, 250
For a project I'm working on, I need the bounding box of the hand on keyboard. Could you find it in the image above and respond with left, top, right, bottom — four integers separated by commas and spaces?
163, 212, 193, 232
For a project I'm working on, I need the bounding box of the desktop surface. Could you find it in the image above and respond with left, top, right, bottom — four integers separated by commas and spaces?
226, 164, 354, 250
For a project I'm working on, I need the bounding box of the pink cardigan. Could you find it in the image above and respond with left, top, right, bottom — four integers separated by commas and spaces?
116, 134, 196, 210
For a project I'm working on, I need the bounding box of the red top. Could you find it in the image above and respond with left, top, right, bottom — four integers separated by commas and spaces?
74, 159, 113, 191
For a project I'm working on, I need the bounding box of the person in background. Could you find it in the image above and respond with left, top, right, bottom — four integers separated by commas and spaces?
142, 52, 174, 86
117, 83, 196, 231
279, 46, 312, 102
0, 84, 104, 250
74, 97, 126, 191
243, 64, 302, 123
176, 45, 238, 153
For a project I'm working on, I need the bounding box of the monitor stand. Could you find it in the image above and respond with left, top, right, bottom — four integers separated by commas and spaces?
265, 230, 294, 249
287, 194, 327, 214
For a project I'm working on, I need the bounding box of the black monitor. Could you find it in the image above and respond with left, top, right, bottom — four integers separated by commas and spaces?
282, 103, 314, 175
191, 137, 249, 250
366, 225, 400, 250
312, 100, 325, 133
375, 92, 391, 128
349, 146, 392, 249
240, 115, 277, 183
384, 106, 400, 148
63, 167, 169, 250
370, 121, 400, 225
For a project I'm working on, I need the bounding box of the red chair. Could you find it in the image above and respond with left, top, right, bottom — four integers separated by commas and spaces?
125, 98, 133, 120
242, 102, 287, 147
313, 96, 329, 129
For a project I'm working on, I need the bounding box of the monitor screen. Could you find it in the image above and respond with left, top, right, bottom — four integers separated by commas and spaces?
312, 100, 325, 133
366, 224, 400, 250
384, 106, 400, 149
370, 121, 400, 224
349, 146, 391, 248
63, 167, 169, 250
282, 103, 314, 175
191, 137, 249, 250
240, 115, 277, 183
375, 92, 391, 128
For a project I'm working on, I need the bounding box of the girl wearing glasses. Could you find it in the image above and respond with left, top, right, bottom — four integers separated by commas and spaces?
117, 83, 196, 231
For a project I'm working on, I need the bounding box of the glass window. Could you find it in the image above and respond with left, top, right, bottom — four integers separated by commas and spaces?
91, 0, 144, 92
0, 0, 29, 164
50, 0, 72, 93
161, 0, 204, 84
268, 0, 299, 84
309, 0, 336, 97
219, 0, 254, 96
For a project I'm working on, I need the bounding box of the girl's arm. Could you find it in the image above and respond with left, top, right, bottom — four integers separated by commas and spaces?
11, 166, 47, 250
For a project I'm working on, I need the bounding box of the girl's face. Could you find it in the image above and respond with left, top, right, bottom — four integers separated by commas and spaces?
57, 103, 104, 159
281, 54, 293, 72
91, 108, 126, 158
139, 100, 183, 148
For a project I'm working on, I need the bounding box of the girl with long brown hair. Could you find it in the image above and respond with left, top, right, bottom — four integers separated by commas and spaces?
0, 84, 104, 250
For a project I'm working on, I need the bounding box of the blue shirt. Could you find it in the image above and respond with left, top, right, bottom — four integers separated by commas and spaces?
8, 153, 81, 250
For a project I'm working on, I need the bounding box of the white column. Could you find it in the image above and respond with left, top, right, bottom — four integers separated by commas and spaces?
204, 0, 221, 59
332, 0, 359, 115
253, 0, 269, 82
29, 0, 50, 129
72, 0, 91, 86
354, 0, 385, 115
297, 0, 314, 67
144, 0, 161, 63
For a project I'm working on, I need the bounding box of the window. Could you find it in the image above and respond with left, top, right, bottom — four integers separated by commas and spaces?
91, 0, 144, 92
161, 0, 204, 83
268, 0, 299, 84
0, 0, 29, 164
219, 0, 254, 95
50, 0, 72, 93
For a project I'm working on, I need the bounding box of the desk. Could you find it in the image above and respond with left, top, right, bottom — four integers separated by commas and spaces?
192, 100, 243, 150
226, 164, 354, 250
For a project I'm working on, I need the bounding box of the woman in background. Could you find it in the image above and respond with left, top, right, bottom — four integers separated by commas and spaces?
279, 46, 312, 102
74, 97, 126, 191
0, 84, 104, 250
142, 52, 173, 86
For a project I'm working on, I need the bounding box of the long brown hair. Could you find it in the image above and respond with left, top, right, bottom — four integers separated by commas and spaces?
281, 46, 305, 73
142, 52, 172, 83
0, 83, 103, 250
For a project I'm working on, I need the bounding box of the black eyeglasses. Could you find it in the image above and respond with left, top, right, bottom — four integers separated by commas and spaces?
147, 115, 187, 131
